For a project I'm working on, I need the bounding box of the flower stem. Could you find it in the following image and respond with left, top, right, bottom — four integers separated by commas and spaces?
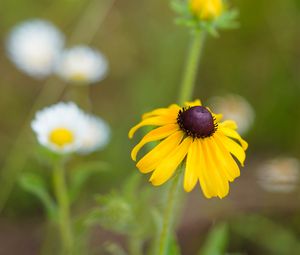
53, 162, 73, 255
158, 31, 205, 255
158, 173, 181, 255
178, 31, 205, 104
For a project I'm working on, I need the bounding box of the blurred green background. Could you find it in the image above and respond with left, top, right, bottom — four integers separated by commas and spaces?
1, 0, 300, 254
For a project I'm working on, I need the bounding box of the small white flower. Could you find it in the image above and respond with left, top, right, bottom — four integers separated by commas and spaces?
56, 46, 108, 84
257, 157, 300, 193
208, 94, 255, 134
78, 114, 110, 154
31, 102, 86, 154
6, 19, 65, 79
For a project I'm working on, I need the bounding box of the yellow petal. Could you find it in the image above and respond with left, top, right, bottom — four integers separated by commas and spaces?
150, 137, 192, 186
208, 137, 240, 182
131, 124, 179, 161
206, 137, 234, 182
142, 104, 180, 119
219, 120, 238, 130
184, 141, 199, 192
213, 113, 223, 122
213, 135, 240, 180
219, 126, 248, 150
129, 115, 176, 139
201, 139, 229, 198
136, 131, 184, 173
197, 140, 216, 198
215, 132, 246, 166
185, 99, 202, 107
184, 140, 209, 197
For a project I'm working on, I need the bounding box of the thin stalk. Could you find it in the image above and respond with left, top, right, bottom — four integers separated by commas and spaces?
158, 173, 181, 255
157, 31, 205, 255
178, 31, 205, 104
53, 162, 73, 255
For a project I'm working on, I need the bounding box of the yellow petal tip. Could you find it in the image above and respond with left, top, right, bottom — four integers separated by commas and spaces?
184, 186, 193, 193
131, 153, 137, 162
149, 177, 161, 186
128, 131, 134, 139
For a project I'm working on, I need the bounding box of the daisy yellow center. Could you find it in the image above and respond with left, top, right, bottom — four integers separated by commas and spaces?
177, 106, 217, 138
71, 72, 88, 82
49, 128, 74, 147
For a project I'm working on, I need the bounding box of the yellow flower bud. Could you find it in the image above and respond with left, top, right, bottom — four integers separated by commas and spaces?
190, 0, 223, 21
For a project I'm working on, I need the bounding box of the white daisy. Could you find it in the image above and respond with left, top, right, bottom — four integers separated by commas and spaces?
6, 19, 65, 79
257, 157, 300, 193
31, 102, 87, 154
55, 45, 108, 84
78, 114, 110, 154
208, 94, 255, 134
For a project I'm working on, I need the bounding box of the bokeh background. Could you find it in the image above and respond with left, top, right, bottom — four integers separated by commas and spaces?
1, 0, 300, 254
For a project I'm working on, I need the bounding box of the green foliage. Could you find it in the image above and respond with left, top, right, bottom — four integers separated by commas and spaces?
85, 192, 133, 234
199, 223, 229, 255
85, 173, 157, 234
171, 0, 238, 36
19, 173, 57, 219
83, 173, 163, 254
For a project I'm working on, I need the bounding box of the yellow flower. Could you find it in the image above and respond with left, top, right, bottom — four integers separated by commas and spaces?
190, 0, 223, 21
129, 100, 248, 199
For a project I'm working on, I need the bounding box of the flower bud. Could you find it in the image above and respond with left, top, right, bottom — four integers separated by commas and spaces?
190, 0, 223, 20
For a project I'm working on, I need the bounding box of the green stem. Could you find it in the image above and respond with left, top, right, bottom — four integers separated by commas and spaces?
158, 173, 181, 255
158, 31, 205, 255
53, 162, 73, 255
178, 31, 205, 104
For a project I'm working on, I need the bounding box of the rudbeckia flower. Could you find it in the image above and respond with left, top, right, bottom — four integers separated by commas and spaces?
129, 100, 248, 199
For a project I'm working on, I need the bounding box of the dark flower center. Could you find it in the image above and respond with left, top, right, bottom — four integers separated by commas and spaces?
177, 106, 217, 138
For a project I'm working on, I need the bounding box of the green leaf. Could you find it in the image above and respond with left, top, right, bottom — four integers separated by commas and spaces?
215, 9, 239, 30
200, 223, 229, 255
69, 161, 109, 202
19, 173, 57, 219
